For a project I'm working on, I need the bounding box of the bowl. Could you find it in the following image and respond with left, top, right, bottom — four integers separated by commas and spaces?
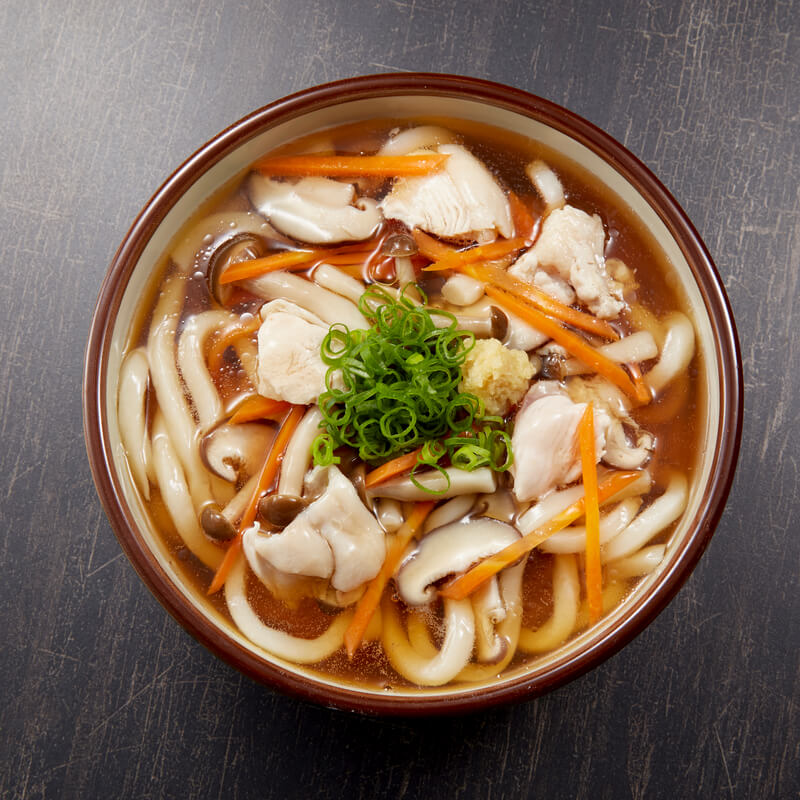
83, 73, 742, 715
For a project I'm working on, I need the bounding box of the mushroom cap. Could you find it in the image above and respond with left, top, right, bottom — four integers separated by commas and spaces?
396, 518, 520, 605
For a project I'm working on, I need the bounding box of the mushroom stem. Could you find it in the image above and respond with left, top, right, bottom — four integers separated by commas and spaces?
277, 406, 324, 497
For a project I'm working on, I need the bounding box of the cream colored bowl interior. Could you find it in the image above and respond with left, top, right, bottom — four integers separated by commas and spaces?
105, 95, 720, 699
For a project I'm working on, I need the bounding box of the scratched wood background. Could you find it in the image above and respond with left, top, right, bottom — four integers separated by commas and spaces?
1, 0, 797, 797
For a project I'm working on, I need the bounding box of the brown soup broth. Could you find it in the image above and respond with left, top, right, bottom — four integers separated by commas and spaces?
131, 116, 704, 689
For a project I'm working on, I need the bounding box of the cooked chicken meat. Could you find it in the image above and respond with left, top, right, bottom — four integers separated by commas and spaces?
511, 381, 610, 502
242, 466, 386, 593
256, 299, 335, 405
510, 205, 625, 319
380, 144, 513, 240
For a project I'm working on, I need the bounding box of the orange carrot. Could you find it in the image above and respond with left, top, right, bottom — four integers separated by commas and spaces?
578, 405, 603, 623
508, 191, 538, 240
463, 261, 619, 340
254, 153, 448, 177
219, 249, 319, 284
364, 447, 423, 488
207, 404, 305, 595
423, 237, 530, 272
229, 396, 292, 425
484, 287, 649, 404
411, 229, 456, 261
207, 319, 260, 372
439, 470, 642, 600
343, 501, 435, 657
626, 361, 653, 407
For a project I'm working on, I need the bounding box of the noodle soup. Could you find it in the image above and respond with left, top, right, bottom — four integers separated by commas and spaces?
116, 116, 702, 690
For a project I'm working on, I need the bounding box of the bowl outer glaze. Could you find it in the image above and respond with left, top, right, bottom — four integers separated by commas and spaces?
84, 73, 742, 715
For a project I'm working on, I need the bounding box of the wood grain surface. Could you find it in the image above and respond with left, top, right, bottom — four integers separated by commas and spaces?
1, 1, 797, 798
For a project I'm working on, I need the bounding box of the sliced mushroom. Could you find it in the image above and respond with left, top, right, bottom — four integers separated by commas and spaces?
208, 235, 268, 305
200, 422, 275, 483
368, 466, 496, 502
472, 576, 509, 664
396, 518, 520, 605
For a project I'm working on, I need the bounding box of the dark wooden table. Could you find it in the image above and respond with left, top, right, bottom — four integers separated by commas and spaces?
1, 1, 797, 797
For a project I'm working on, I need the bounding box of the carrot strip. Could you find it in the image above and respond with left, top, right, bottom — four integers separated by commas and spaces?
626, 361, 653, 406
484, 287, 649, 404
207, 319, 260, 372
466, 262, 618, 340
229, 396, 291, 425
219, 250, 319, 284
411, 229, 456, 261
439, 470, 642, 600
207, 404, 305, 595
508, 191, 538, 240
579, 405, 603, 623
364, 447, 423, 488
343, 501, 435, 657
255, 153, 448, 177
423, 237, 530, 272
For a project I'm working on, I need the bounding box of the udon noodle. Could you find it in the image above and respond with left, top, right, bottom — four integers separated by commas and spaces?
118, 118, 700, 688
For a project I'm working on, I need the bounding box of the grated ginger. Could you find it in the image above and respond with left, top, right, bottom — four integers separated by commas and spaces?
460, 338, 534, 416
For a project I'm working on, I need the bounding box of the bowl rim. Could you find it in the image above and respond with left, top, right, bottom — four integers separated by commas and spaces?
83, 72, 743, 716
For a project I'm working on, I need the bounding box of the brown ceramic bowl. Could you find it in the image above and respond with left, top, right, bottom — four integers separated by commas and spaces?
83, 73, 742, 715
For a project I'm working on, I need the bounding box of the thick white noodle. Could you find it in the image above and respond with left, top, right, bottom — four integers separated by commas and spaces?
233, 339, 259, 387
151, 413, 223, 569
645, 312, 695, 394
312, 263, 366, 305
602, 473, 688, 562
518, 554, 580, 654
221, 474, 257, 524
471, 577, 506, 663
562, 331, 658, 376
378, 125, 455, 155
225, 557, 351, 663
607, 545, 666, 579
245, 271, 368, 330
517, 471, 652, 536
456, 560, 526, 682
147, 275, 214, 511
539, 498, 642, 554
118, 348, 153, 499
277, 406, 323, 497
381, 595, 475, 686
177, 309, 237, 431
423, 493, 477, 534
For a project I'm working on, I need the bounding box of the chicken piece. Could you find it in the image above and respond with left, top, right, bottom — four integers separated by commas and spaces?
511, 381, 610, 502
242, 467, 386, 593
248, 174, 382, 244
510, 205, 625, 319
380, 144, 513, 241
256, 299, 333, 405
460, 338, 533, 416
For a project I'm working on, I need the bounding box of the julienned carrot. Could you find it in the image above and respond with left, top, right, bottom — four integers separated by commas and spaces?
255, 153, 449, 177
219, 250, 319, 284
343, 501, 435, 657
412, 229, 455, 261
207, 319, 260, 372
423, 237, 530, 272
439, 470, 642, 600
229, 396, 292, 425
207, 405, 305, 595
364, 447, 424, 488
484, 287, 650, 405
508, 191, 538, 240
463, 261, 619, 340
579, 405, 603, 624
